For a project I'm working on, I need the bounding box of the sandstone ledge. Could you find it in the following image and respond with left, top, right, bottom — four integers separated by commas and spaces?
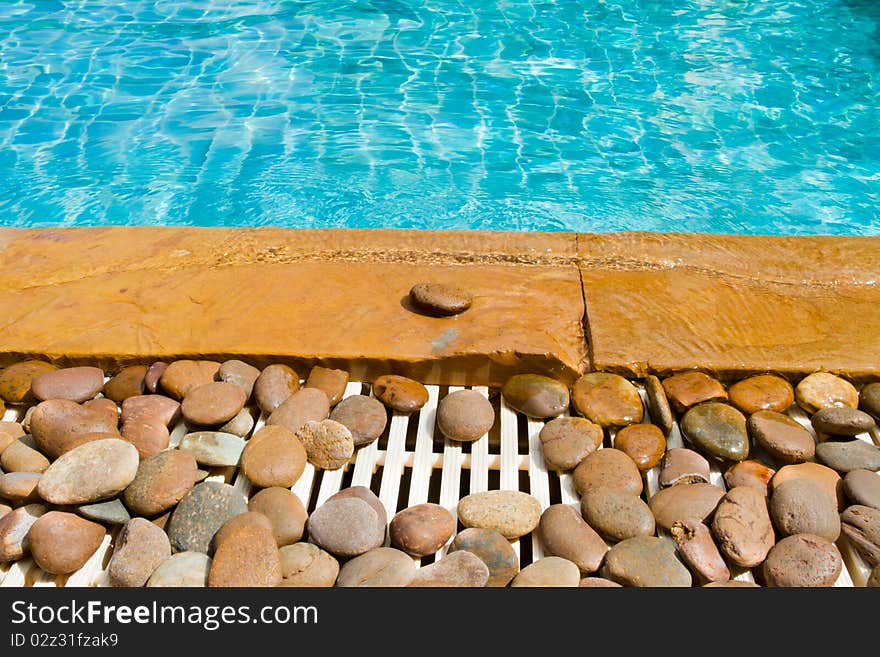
0, 227, 877, 384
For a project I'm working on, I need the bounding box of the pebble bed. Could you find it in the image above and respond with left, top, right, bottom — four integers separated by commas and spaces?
0, 359, 878, 588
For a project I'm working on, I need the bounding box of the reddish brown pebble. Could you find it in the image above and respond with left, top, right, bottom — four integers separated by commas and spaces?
539, 416, 603, 472
31, 366, 105, 403
216, 360, 261, 398
579, 577, 622, 587
390, 503, 456, 556
28, 511, 105, 575
1, 437, 50, 473
248, 487, 308, 547
329, 395, 388, 447
267, 388, 330, 434
30, 399, 119, 459
103, 366, 147, 402
0, 361, 58, 404
571, 373, 643, 427
159, 360, 221, 400
649, 483, 726, 530
662, 371, 728, 414
771, 462, 845, 511
728, 374, 794, 414
181, 382, 247, 426
538, 504, 608, 573
254, 364, 301, 413
208, 515, 282, 587
671, 518, 730, 584
572, 448, 643, 496
240, 425, 307, 489
143, 362, 168, 394
372, 375, 429, 412
123, 450, 200, 517
659, 448, 711, 487
409, 282, 472, 316
614, 423, 666, 472
724, 460, 776, 497
763, 534, 842, 587
747, 410, 815, 464
711, 486, 775, 568
304, 366, 349, 406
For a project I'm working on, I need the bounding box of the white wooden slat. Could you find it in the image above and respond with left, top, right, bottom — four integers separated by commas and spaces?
406, 385, 439, 507
378, 412, 409, 520
436, 387, 465, 561
499, 398, 520, 491
0, 560, 33, 587
65, 532, 114, 587
526, 416, 549, 561
315, 466, 346, 508
468, 387, 491, 495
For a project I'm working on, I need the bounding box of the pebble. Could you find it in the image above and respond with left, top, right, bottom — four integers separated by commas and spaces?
216, 360, 261, 398
120, 401, 177, 460
0, 431, 15, 455
409, 282, 472, 316
648, 483, 726, 530
123, 450, 200, 517
763, 534, 842, 587
143, 362, 168, 393
860, 383, 880, 419
167, 482, 248, 554
747, 410, 815, 464
448, 528, 519, 587
108, 518, 171, 587
723, 460, 776, 496
77, 499, 131, 525
662, 371, 728, 414
659, 448, 711, 487
614, 423, 666, 471
795, 372, 859, 413
147, 552, 211, 587
371, 375, 429, 412
267, 388, 330, 434
208, 515, 282, 587
811, 407, 876, 436
572, 448, 643, 496
304, 366, 349, 406
248, 487, 308, 547
0, 504, 45, 561
601, 536, 692, 587
681, 402, 749, 462
670, 519, 730, 584
329, 395, 388, 447
868, 565, 880, 588
571, 373, 643, 427
336, 547, 417, 587
770, 478, 840, 541
409, 551, 489, 587
843, 469, 880, 510
816, 439, 880, 473
30, 399, 119, 459
1, 437, 50, 473
306, 497, 384, 557
213, 511, 275, 550
772, 462, 845, 512
511, 556, 580, 587
0, 361, 58, 404
538, 416, 603, 472
295, 419, 354, 470
121, 395, 180, 427
0, 505, 9, 520
840, 505, 880, 567
241, 425, 307, 488
217, 408, 254, 437
537, 504, 608, 573
254, 364, 301, 413
390, 503, 455, 556
579, 577, 622, 587
437, 389, 494, 442
178, 432, 246, 467
501, 374, 570, 419
580, 488, 655, 542
728, 374, 794, 414
38, 439, 138, 505
0, 472, 42, 503
30, 366, 104, 404
279, 543, 339, 587
159, 360, 221, 400
644, 375, 674, 436
0, 422, 24, 439
103, 366, 147, 402
181, 382, 247, 426
28, 511, 105, 575
711, 486, 775, 567
702, 580, 761, 588
84, 397, 120, 424
457, 490, 541, 539
331, 486, 388, 534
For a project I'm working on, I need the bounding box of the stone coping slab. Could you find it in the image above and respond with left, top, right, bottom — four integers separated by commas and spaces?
0, 226, 877, 384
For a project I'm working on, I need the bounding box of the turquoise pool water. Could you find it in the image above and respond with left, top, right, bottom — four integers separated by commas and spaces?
0, 1, 878, 234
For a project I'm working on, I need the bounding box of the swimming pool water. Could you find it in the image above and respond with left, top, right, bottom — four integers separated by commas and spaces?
0, 0, 878, 234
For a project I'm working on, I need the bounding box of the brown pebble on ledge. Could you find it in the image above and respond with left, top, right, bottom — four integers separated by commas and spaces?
408, 282, 472, 316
